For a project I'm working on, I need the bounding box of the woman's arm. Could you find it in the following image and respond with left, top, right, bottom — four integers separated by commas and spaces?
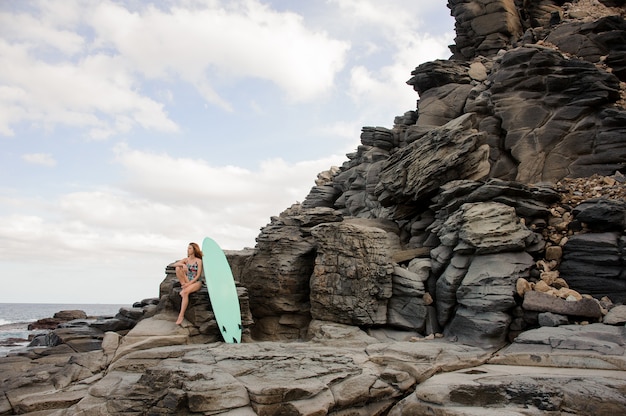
173, 258, 188, 267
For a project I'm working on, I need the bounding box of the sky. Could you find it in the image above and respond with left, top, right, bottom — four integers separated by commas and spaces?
0, 0, 455, 305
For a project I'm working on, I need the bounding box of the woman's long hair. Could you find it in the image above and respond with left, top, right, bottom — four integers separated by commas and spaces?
189, 242, 203, 258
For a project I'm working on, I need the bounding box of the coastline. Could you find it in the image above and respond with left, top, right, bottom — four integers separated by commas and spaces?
0, 303, 127, 357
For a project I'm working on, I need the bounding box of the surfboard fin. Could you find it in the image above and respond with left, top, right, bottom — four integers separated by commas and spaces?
238, 324, 242, 330
233, 337, 238, 343
222, 325, 227, 332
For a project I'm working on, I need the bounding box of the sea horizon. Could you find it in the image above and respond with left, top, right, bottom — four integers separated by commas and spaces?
0, 302, 128, 356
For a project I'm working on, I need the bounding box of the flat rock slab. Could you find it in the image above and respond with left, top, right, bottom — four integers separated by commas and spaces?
522, 290, 603, 318
62, 340, 491, 415
604, 305, 626, 325
389, 364, 626, 415
490, 323, 626, 370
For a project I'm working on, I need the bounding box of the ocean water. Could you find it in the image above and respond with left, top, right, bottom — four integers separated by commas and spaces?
0, 303, 127, 357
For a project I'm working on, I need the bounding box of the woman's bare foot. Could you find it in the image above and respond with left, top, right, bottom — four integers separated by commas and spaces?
176, 316, 184, 325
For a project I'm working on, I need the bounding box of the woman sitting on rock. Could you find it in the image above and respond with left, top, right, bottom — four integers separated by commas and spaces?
173, 242, 204, 325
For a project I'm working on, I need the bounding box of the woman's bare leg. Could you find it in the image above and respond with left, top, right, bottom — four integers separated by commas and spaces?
176, 291, 189, 325
176, 282, 202, 325
175, 266, 186, 286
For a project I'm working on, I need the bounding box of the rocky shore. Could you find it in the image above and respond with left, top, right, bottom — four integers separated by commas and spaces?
2, 0, 626, 414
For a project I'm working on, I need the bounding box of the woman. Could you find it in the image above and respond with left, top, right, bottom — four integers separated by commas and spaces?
173, 242, 204, 325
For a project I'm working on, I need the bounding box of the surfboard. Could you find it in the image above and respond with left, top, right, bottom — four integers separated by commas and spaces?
201, 236, 242, 343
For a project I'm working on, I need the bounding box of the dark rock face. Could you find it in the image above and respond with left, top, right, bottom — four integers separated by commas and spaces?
236, 0, 626, 349
375, 114, 490, 208
448, 0, 524, 59
487, 46, 624, 182
546, 16, 626, 82
560, 232, 626, 302
310, 221, 394, 325
240, 205, 342, 340
572, 198, 626, 231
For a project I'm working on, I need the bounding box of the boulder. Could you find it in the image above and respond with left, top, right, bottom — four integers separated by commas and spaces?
522, 291, 603, 318
604, 305, 626, 325
572, 198, 626, 232
309, 221, 393, 326
559, 232, 626, 302
375, 113, 490, 207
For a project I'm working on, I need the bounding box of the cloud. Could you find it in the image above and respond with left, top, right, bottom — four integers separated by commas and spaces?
0, 38, 179, 139
89, 1, 350, 104
0, 144, 345, 302
0, 0, 457, 304
22, 153, 57, 167
329, 0, 454, 124
112, 143, 342, 217
0, 0, 350, 139
0, 143, 343, 264
348, 32, 453, 106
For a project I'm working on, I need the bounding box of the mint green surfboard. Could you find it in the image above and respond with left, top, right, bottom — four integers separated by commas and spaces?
202, 236, 242, 343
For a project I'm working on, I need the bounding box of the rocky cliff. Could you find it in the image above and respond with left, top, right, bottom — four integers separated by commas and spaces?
2, 1, 626, 415
243, 0, 626, 349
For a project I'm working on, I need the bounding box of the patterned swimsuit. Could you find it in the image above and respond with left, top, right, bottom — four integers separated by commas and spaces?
187, 262, 198, 281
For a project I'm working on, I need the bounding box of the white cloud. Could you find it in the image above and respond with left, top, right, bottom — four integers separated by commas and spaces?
332, 0, 454, 123
348, 32, 452, 104
112, 143, 341, 215
0, 5, 85, 55
0, 143, 344, 302
0, 0, 349, 138
0, 0, 457, 304
89, 0, 349, 104
0, 38, 179, 139
22, 153, 57, 167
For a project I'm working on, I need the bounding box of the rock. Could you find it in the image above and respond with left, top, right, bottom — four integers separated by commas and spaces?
53, 310, 88, 321
522, 291, 603, 318
534, 280, 553, 293
27, 310, 89, 331
389, 364, 626, 415
435, 253, 470, 327
560, 232, 626, 303
446, 252, 535, 349
309, 221, 393, 326
375, 113, 490, 207
406, 60, 471, 95
545, 245, 562, 261
546, 16, 626, 81
490, 323, 626, 370
448, 0, 523, 59
47, 340, 490, 416
538, 312, 569, 327
604, 305, 626, 325
414, 83, 474, 128
302, 184, 341, 209
389, 265, 430, 330
572, 198, 626, 232
516, 277, 532, 297
90, 317, 136, 333
240, 205, 337, 340
307, 320, 379, 347
487, 46, 625, 183
452, 202, 538, 254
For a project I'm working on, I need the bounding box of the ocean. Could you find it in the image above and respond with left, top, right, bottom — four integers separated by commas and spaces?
0, 303, 127, 357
